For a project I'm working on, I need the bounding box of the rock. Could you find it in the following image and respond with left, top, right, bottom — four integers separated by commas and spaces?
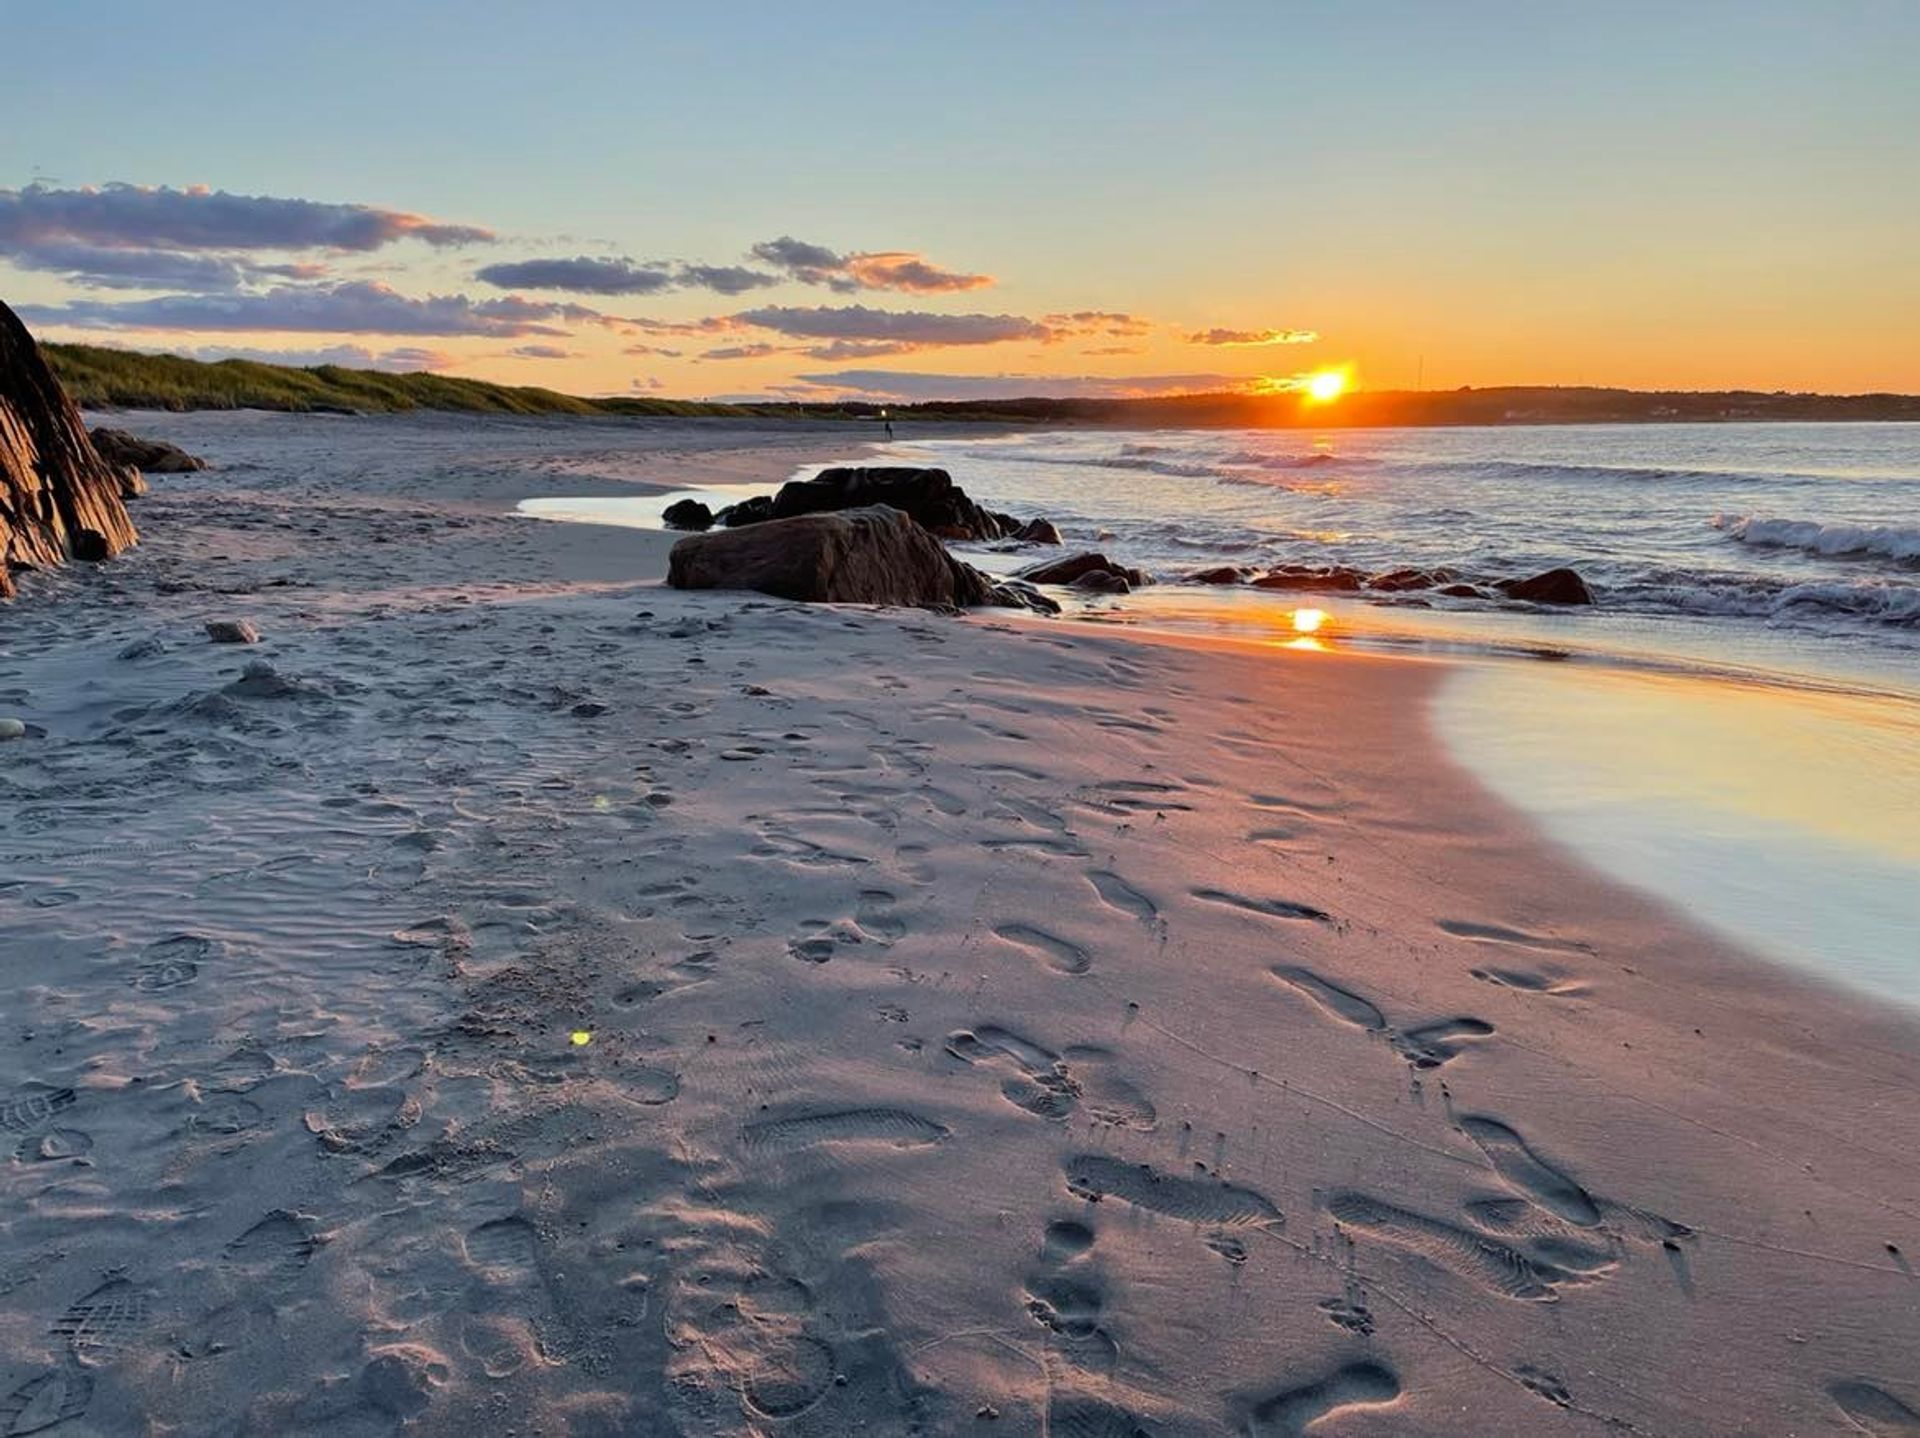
983, 578, 1061, 615
0, 300, 140, 598
205, 619, 261, 644
116, 465, 148, 499
669, 505, 1034, 612
1250, 564, 1367, 592
715, 495, 775, 527
1493, 567, 1594, 605
0, 718, 25, 740
88, 426, 207, 473
1069, 569, 1131, 594
661, 498, 714, 531
117, 635, 166, 660
1188, 565, 1246, 585
1017, 551, 1148, 588
1438, 583, 1489, 599
1013, 517, 1063, 545
770, 466, 1011, 540
1366, 567, 1438, 592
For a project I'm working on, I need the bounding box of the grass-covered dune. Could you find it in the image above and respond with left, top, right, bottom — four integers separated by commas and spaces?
44, 343, 761, 417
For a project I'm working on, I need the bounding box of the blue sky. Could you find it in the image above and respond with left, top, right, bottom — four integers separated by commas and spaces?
5, 1, 1916, 397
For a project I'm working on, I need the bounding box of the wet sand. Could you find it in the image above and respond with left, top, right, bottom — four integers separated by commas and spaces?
0, 413, 1915, 1436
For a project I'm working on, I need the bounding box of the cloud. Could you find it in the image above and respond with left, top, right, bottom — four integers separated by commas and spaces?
787, 369, 1257, 401
622, 342, 684, 357
0, 182, 491, 255
175, 342, 454, 371
475, 255, 780, 297
749, 236, 992, 293
16, 280, 618, 337
472, 255, 779, 297
735, 304, 1048, 346
1186, 327, 1319, 347
509, 343, 577, 359
797, 338, 923, 361
1082, 344, 1145, 355
630, 376, 665, 392
676, 263, 779, 296
698, 342, 795, 361
476, 256, 676, 295
2, 241, 331, 292
1045, 311, 1155, 337
623, 315, 745, 336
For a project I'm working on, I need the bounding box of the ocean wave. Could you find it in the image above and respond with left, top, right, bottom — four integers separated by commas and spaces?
1710, 513, 1920, 564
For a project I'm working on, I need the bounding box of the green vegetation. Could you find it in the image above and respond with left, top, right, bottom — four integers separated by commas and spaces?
42, 341, 1920, 426
44, 342, 760, 417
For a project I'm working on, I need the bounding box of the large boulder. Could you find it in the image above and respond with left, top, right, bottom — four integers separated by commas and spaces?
1, 301, 139, 598
661, 498, 714, 531
89, 426, 207, 473
1249, 564, 1367, 592
668, 505, 1052, 613
1017, 551, 1149, 588
1493, 567, 1594, 605
770, 466, 1010, 540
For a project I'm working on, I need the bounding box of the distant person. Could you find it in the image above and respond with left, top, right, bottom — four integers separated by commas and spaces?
882, 409, 893, 441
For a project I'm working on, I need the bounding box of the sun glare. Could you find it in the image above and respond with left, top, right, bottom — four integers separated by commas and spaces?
1293, 608, 1328, 634
1304, 369, 1349, 403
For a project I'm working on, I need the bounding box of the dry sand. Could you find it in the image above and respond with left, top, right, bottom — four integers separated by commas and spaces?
1, 413, 1916, 1437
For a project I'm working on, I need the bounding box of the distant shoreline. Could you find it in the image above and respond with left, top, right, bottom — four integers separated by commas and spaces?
45, 340, 1920, 426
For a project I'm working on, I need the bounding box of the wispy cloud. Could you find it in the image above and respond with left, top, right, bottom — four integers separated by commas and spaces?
1045, 311, 1155, 337
787, 369, 1257, 401
735, 304, 1049, 346
475, 255, 781, 297
17, 280, 619, 337
1186, 327, 1318, 347
0, 182, 491, 252
749, 236, 992, 293
509, 343, 577, 360
622, 342, 685, 357
698, 342, 794, 361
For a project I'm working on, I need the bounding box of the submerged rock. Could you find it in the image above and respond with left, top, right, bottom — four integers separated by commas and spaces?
1249, 565, 1367, 592
0, 300, 140, 598
1188, 565, 1247, 585
669, 505, 1046, 612
715, 495, 775, 528
1011, 517, 1064, 545
661, 498, 714, 531
1069, 568, 1131, 594
1494, 567, 1595, 605
1017, 551, 1149, 588
89, 426, 207, 473
205, 619, 261, 644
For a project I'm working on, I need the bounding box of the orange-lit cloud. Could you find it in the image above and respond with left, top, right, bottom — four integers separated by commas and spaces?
1187, 327, 1319, 347
751, 236, 992, 293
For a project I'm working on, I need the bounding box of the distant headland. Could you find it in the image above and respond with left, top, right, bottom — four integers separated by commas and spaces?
44, 341, 1920, 427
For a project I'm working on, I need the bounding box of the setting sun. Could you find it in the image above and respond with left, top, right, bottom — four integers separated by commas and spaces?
1304, 368, 1349, 403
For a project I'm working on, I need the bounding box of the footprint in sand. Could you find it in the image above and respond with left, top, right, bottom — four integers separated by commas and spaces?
1325, 1191, 1564, 1301
1086, 871, 1156, 923
0, 1367, 93, 1435
52, 1277, 152, 1366
1457, 1114, 1602, 1227
130, 933, 215, 991
1441, 917, 1591, 953
1829, 1379, 1920, 1435
224, 1211, 320, 1285
1269, 965, 1386, 1032
741, 1107, 948, 1154
0, 1085, 77, 1135
993, 922, 1091, 976
1193, 888, 1331, 924
1065, 1154, 1281, 1230
1243, 1360, 1402, 1436
1470, 964, 1591, 997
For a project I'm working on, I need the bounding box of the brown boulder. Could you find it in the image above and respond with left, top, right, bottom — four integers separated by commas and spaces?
1, 301, 139, 598
89, 426, 207, 473
1493, 568, 1595, 605
669, 505, 1041, 612
1017, 551, 1149, 588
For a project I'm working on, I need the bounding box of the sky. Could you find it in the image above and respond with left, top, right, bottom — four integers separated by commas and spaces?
3, 1, 1917, 401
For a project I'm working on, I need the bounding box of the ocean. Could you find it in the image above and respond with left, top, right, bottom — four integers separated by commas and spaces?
530, 419, 1920, 1004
